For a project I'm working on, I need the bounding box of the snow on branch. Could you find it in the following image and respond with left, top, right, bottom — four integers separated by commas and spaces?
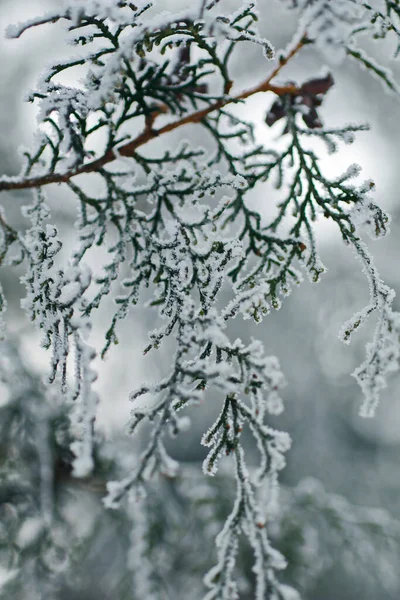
1, 0, 400, 598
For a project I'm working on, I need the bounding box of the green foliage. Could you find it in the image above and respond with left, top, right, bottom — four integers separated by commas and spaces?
1, 1, 400, 599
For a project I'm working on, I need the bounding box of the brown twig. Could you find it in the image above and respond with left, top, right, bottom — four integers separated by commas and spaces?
0, 38, 305, 194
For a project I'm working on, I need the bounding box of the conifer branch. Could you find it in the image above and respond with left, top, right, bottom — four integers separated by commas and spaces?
0, 42, 304, 193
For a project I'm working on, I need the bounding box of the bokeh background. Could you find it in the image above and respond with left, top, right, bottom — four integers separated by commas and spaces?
1, 1, 400, 599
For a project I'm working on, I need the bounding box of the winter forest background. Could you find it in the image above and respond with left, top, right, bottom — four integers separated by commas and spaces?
2, 1, 400, 599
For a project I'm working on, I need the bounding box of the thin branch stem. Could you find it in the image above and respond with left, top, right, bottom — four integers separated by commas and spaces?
0, 39, 305, 193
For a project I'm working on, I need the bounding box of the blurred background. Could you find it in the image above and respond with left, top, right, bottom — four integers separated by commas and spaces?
1, 1, 400, 599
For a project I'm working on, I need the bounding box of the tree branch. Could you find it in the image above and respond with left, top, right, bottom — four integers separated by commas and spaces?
0, 39, 305, 193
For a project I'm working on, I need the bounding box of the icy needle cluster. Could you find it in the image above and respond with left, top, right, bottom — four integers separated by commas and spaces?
0, 0, 400, 598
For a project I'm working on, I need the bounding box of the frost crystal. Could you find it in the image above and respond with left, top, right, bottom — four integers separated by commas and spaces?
2, 0, 400, 597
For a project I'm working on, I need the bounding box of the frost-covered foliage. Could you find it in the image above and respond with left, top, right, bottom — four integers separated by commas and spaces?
1, 348, 400, 600
1, 0, 400, 598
